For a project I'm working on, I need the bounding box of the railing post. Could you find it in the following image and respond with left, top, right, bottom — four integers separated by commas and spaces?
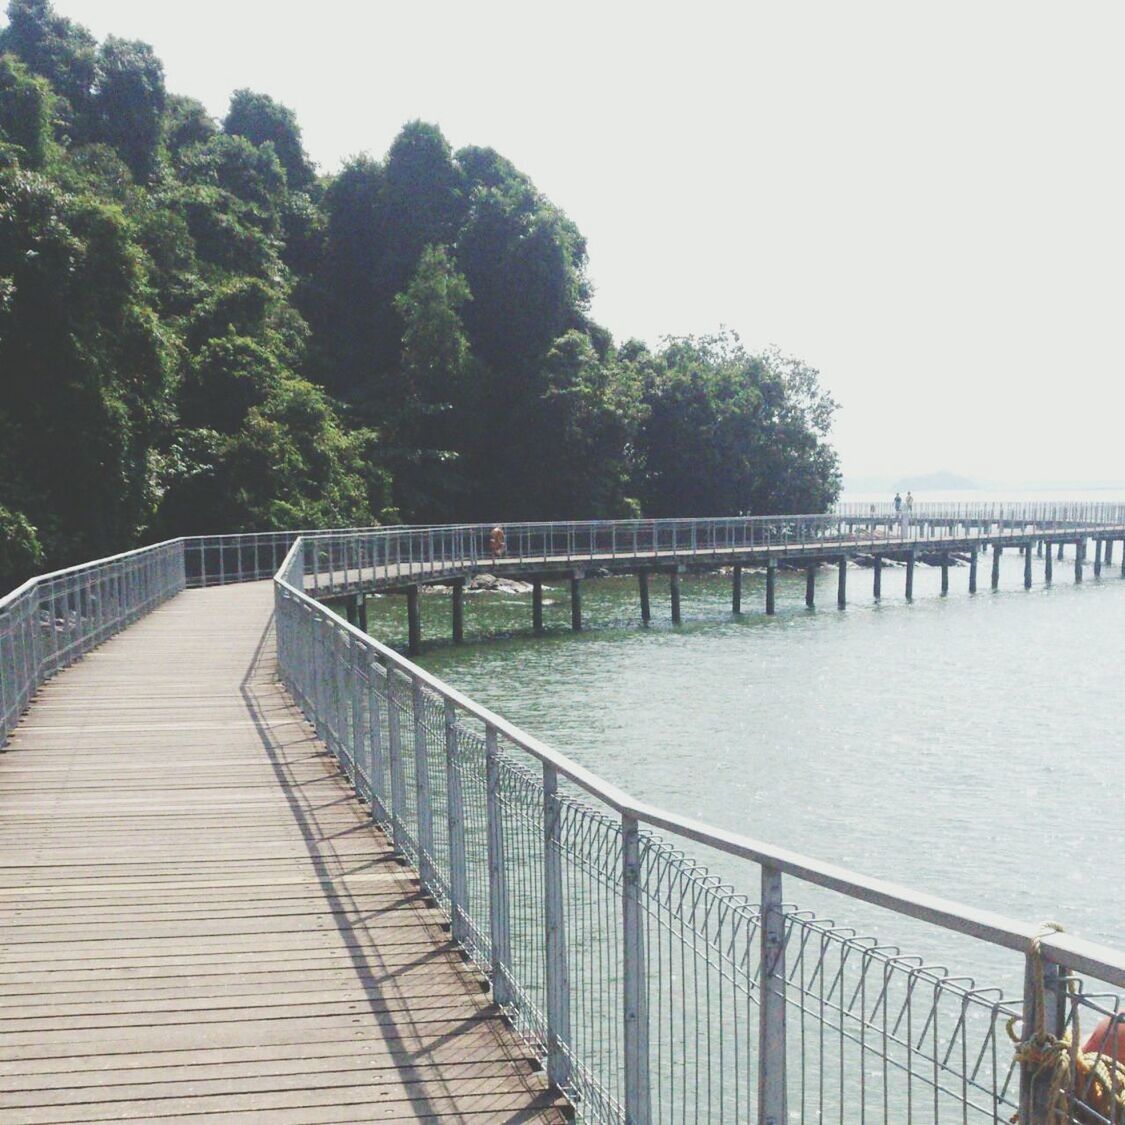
543, 761, 572, 1091
350, 639, 366, 796
622, 813, 651, 1124
444, 699, 469, 943
1018, 946, 1064, 1124
365, 655, 386, 821
385, 665, 408, 857
485, 724, 512, 1005
758, 864, 788, 1125
412, 675, 436, 890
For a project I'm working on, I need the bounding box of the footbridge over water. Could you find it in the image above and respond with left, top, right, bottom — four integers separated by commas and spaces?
3, 503, 1124, 1123
302, 502, 1125, 653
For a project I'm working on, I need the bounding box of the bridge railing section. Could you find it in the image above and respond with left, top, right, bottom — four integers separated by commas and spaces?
182, 527, 387, 587
275, 533, 1125, 1124
0, 539, 186, 747
301, 504, 1125, 599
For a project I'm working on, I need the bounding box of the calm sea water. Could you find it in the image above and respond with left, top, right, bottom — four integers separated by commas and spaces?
364, 503, 1124, 993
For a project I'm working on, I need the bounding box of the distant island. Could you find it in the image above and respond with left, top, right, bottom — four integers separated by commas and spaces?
892, 470, 979, 491
844, 470, 979, 493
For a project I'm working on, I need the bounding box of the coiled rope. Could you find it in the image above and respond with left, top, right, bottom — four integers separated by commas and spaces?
1007, 922, 1125, 1123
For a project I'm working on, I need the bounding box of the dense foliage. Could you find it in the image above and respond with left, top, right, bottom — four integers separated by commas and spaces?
0, 0, 840, 588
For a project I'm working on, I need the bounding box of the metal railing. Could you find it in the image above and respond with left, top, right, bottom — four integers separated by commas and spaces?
273, 520, 1125, 1124
0, 538, 186, 747
298, 504, 1125, 600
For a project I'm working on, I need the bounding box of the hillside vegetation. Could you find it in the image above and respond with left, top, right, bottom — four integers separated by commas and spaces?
0, 0, 840, 587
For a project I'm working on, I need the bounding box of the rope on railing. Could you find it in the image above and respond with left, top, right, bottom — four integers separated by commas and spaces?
1008, 922, 1125, 1123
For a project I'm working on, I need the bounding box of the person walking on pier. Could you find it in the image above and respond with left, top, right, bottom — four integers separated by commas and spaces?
905, 491, 914, 537
894, 492, 904, 537
488, 525, 506, 562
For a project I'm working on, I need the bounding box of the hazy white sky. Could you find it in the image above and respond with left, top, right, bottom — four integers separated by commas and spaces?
32, 1, 1125, 484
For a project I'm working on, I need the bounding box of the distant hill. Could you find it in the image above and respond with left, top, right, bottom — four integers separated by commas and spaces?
892, 470, 979, 491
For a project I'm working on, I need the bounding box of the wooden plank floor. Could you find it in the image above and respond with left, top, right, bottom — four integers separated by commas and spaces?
0, 582, 567, 1123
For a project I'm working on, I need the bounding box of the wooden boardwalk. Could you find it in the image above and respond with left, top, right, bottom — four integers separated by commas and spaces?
0, 582, 567, 1123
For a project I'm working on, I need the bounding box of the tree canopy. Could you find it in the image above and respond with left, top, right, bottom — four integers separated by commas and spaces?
0, 0, 840, 589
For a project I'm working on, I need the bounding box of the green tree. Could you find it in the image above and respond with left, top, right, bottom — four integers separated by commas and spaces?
0, 503, 43, 588
0, 52, 53, 167
89, 36, 165, 182
223, 88, 315, 190
0, 169, 172, 563
164, 93, 215, 156
0, 0, 96, 139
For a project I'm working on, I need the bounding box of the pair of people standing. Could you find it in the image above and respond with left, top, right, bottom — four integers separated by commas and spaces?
893, 491, 914, 536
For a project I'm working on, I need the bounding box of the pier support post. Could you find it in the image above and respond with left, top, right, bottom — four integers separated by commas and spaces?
1094, 538, 1103, 577
991, 545, 1001, 590
406, 585, 421, 656
805, 564, 815, 608
1024, 544, 1032, 589
732, 563, 742, 615
1106, 538, 1115, 566
1057, 540, 1065, 560
570, 575, 582, 631
532, 579, 544, 635
637, 570, 651, 624
837, 556, 847, 609
766, 561, 777, 615
1121, 538, 1125, 577
873, 556, 882, 600
344, 598, 357, 627
1037, 538, 1043, 557
1045, 546, 1053, 584
1075, 544, 1083, 583
969, 547, 978, 594
941, 553, 950, 595
452, 580, 464, 644
669, 570, 682, 625
905, 551, 915, 601
355, 595, 368, 633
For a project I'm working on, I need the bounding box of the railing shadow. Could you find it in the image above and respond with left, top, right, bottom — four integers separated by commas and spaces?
238, 607, 560, 1121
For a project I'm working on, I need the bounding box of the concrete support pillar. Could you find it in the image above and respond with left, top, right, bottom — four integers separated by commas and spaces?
837, 556, 847, 609
1106, 538, 1115, 566
452, 580, 464, 644
766, 560, 777, 616
805, 565, 815, 608
638, 570, 651, 624
355, 595, 368, 634
941, 553, 950, 595
991, 545, 1001, 590
570, 576, 582, 631
1075, 544, 1083, 583
669, 570, 682, 625
969, 548, 978, 594
1094, 538, 1103, 577
406, 585, 421, 656
905, 551, 915, 601
732, 563, 742, 615
1057, 540, 1065, 560
1045, 546, 1053, 584
532, 579, 544, 635
873, 556, 882, 600
1037, 538, 1043, 557
1024, 544, 1032, 589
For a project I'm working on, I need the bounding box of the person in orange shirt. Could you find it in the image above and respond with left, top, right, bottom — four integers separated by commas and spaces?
488, 525, 506, 562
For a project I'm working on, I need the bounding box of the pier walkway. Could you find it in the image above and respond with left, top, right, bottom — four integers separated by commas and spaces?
3, 507, 1125, 1122
0, 582, 566, 1123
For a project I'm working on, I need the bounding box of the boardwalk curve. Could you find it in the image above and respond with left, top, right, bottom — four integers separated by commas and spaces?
0, 582, 566, 1123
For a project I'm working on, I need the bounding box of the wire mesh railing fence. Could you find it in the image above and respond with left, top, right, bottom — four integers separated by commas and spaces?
274, 530, 1125, 1123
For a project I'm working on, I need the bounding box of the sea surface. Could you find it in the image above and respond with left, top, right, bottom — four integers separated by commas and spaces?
363, 496, 1125, 995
